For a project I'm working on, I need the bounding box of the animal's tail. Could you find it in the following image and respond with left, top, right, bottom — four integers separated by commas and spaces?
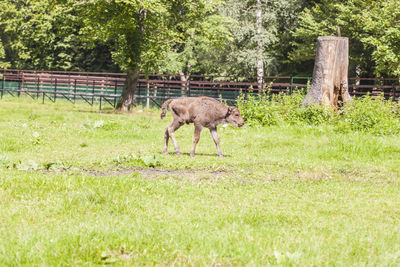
160, 98, 174, 119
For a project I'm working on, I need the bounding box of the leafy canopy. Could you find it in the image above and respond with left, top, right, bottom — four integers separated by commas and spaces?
291, 0, 400, 77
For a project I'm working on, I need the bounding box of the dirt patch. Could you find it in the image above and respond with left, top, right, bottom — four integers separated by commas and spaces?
82, 167, 232, 179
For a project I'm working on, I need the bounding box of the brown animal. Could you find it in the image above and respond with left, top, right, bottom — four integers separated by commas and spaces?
160, 96, 244, 157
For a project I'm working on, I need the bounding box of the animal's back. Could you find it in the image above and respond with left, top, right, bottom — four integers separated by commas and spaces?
162, 97, 227, 125
187, 97, 227, 126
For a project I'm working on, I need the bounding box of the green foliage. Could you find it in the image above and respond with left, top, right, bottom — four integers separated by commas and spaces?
156, 0, 230, 75
237, 89, 336, 126
115, 153, 161, 168
32, 131, 41, 145
2, 0, 400, 79
291, 0, 400, 77
238, 91, 400, 135
0, 155, 11, 168
208, 0, 304, 76
0, 0, 118, 71
81, 0, 217, 74
339, 95, 400, 134
286, 103, 336, 126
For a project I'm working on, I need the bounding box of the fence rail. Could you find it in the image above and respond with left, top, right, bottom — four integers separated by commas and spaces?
1, 69, 399, 109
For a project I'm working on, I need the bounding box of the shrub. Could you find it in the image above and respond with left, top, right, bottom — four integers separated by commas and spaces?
237, 90, 400, 135
237, 88, 336, 126
339, 94, 400, 134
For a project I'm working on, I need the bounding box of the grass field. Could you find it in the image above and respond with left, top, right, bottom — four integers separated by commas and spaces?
1, 96, 400, 266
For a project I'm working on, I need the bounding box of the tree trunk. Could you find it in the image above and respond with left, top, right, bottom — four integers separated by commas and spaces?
303, 36, 351, 107
116, 68, 140, 111
179, 70, 190, 97
256, 0, 264, 91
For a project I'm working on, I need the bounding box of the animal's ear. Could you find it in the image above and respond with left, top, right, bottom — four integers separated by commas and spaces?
227, 106, 234, 115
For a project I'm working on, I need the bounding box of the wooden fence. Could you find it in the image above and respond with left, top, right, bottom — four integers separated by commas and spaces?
1, 69, 399, 109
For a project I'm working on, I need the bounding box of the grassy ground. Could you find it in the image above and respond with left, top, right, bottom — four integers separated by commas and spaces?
1, 96, 400, 266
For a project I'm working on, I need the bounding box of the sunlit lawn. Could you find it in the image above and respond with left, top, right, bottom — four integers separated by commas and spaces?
0, 96, 399, 265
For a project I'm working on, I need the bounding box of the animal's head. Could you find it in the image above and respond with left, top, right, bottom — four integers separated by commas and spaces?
225, 106, 245, 127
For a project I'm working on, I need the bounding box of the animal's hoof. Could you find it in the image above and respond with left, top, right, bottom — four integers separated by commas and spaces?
176, 152, 181, 156
163, 151, 168, 155
219, 154, 224, 158
190, 153, 195, 157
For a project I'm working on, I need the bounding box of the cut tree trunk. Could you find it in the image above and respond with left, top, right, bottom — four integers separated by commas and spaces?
303, 36, 351, 107
116, 68, 140, 111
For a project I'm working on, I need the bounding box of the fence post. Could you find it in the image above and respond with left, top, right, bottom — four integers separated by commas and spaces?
114, 80, 117, 107
393, 85, 397, 101
37, 76, 40, 99
1, 70, 4, 99
17, 74, 22, 97
36, 75, 40, 98
165, 78, 168, 100
146, 78, 150, 109
92, 80, 95, 105
54, 78, 57, 102
162, 79, 166, 101
74, 79, 77, 103
289, 76, 293, 95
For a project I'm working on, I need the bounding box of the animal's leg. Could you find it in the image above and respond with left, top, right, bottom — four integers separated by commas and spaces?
167, 121, 182, 156
210, 128, 223, 158
163, 128, 169, 154
190, 123, 203, 157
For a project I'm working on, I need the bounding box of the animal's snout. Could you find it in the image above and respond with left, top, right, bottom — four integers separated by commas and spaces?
238, 122, 245, 127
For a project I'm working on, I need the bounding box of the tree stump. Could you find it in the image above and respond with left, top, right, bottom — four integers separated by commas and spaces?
303, 36, 351, 107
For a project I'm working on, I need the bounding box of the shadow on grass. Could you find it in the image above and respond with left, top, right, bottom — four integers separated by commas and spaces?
158, 151, 231, 158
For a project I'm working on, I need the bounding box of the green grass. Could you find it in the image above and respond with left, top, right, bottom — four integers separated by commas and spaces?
1, 96, 400, 266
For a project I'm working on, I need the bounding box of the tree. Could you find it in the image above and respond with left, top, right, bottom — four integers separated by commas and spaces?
359, 0, 400, 77
204, 0, 309, 78
256, 0, 263, 89
82, 0, 217, 111
290, 0, 400, 77
0, 41, 9, 69
303, 37, 351, 107
0, 0, 118, 71
156, 1, 230, 93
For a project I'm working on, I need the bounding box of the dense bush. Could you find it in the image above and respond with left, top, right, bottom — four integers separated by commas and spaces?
338, 95, 400, 134
237, 89, 337, 126
237, 90, 400, 135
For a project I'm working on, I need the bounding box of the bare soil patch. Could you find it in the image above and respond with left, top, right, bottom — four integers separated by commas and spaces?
82, 167, 232, 179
